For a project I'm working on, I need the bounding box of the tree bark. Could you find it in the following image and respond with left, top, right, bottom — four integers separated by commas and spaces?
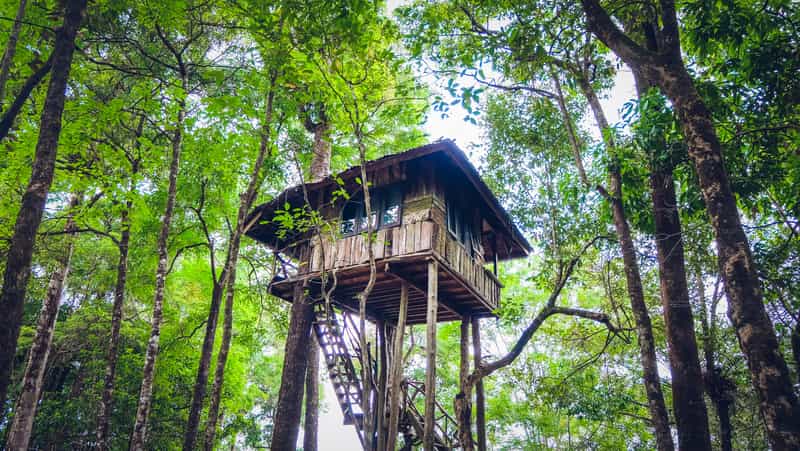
580, 1, 800, 445
386, 282, 408, 451
203, 79, 277, 449
456, 316, 474, 450
303, 335, 320, 451
696, 271, 735, 451
0, 0, 28, 107
0, 0, 86, 413
269, 282, 315, 451
649, 167, 711, 450
5, 194, 79, 451
129, 75, 187, 451
0, 54, 52, 141
183, 267, 228, 451
472, 317, 487, 451
627, 66, 712, 449
567, 72, 674, 451
95, 201, 132, 451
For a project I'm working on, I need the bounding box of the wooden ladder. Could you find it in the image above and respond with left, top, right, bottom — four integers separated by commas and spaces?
311, 300, 460, 450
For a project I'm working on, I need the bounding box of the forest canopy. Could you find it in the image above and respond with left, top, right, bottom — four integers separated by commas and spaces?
0, 0, 797, 450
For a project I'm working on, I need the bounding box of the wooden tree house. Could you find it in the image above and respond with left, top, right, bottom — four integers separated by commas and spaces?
246, 140, 530, 450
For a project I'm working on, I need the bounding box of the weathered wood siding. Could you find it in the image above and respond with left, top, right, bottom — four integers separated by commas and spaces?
308, 221, 436, 272
441, 235, 501, 311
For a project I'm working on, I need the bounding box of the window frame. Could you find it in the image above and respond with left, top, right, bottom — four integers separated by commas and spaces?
339, 184, 404, 236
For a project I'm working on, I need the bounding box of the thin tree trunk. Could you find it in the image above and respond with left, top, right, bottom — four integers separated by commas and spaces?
183, 268, 228, 451
129, 75, 187, 451
269, 282, 315, 450
456, 316, 474, 450
303, 335, 320, 451
627, 67, 712, 449
96, 201, 132, 451
581, 2, 800, 445
558, 71, 674, 451
0, 0, 86, 413
0, 0, 28, 107
649, 168, 711, 449
5, 194, 79, 450
298, 107, 330, 451
385, 282, 408, 451
472, 317, 486, 451
97, 117, 143, 451
203, 77, 278, 450
696, 271, 735, 451
0, 54, 52, 141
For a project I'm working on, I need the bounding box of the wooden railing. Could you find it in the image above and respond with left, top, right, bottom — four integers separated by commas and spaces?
307, 221, 436, 272
299, 220, 501, 311
442, 237, 501, 311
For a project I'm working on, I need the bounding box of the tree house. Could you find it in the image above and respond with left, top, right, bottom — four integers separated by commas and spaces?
246, 140, 530, 450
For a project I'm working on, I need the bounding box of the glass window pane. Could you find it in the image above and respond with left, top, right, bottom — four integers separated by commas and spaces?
358, 211, 377, 232
382, 204, 400, 226
341, 218, 356, 235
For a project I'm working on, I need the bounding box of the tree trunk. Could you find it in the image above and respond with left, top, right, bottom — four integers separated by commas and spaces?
303, 335, 320, 451
0, 0, 86, 413
456, 316, 474, 450
5, 194, 79, 451
696, 271, 735, 451
629, 67, 712, 449
183, 270, 228, 451
569, 73, 674, 451
650, 168, 711, 449
580, 2, 800, 445
96, 201, 132, 451
269, 282, 315, 451
129, 76, 187, 451
660, 65, 800, 447
0, 0, 28, 107
202, 261, 237, 451
385, 282, 408, 451
472, 317, 487, 451
203, 80, 277, 450
0, 54, 52, 141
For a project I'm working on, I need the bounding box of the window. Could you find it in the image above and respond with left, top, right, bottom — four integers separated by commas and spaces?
340, 185, 403, 235
447, 195, 480, 256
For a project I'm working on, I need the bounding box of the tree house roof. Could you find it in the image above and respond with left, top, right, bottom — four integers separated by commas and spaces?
245, 139, 531, 261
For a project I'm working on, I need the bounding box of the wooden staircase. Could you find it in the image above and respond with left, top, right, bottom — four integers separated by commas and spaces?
311, 299, 460, 450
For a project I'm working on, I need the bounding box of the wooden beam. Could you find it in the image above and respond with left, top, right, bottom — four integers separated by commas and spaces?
385, 262, 461, 316
424, 261, 438, 451
386, 282, 408, 451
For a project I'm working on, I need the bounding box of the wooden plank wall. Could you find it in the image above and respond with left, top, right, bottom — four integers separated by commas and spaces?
308, 221, 436, 272
443, 236, 500, 310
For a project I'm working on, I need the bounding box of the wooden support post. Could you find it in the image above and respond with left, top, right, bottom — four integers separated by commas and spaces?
472, 316, 487, 451
376, 319, 388, 451
386, 282, 408, 451
457, 315, 474, 449
424, 261, 438, 451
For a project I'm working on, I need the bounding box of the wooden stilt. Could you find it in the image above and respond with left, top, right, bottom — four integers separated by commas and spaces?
376, 319, 388, 451
386, 281, 408, 451
424, 261, 438, 451
472, 316, 487, 451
